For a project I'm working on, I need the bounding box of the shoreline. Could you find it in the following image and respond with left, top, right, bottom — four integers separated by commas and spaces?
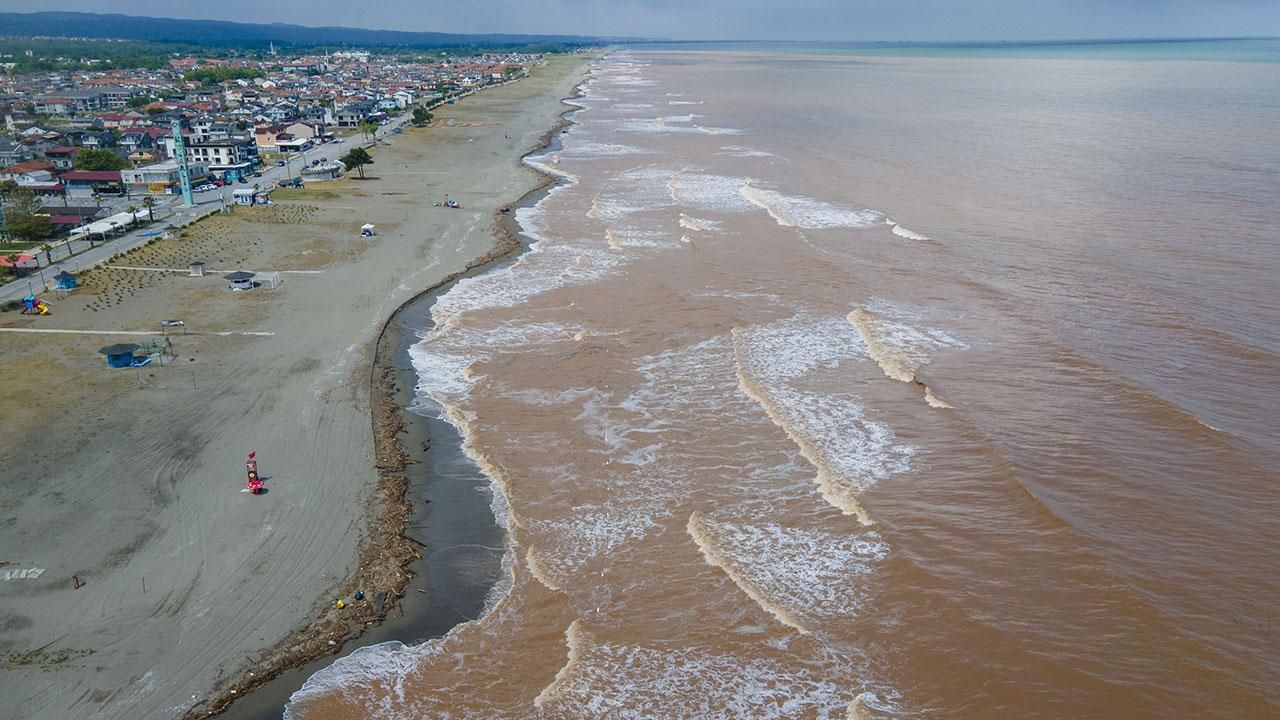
193, 71, 586, 719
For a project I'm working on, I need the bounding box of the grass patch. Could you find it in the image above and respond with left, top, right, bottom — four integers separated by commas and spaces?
0, 242, 36, 253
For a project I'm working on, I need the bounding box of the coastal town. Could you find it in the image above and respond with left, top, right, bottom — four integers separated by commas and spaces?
0, 47, 536, 285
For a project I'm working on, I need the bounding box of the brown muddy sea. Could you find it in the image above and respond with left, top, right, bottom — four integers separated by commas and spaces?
286, 46, 1280, 719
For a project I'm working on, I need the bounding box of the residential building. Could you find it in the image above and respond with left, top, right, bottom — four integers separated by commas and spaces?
60, 169, 125, 198
44, 145, 78, 169
122, 159, 211, 194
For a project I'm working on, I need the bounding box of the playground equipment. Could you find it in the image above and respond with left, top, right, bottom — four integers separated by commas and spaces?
244, 452, 264, 494
20, 296, 49, 315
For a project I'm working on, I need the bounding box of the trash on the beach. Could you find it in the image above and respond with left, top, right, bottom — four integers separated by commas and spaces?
335, 599, 345, 609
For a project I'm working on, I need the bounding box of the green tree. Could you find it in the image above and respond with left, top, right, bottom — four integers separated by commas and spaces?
339, 147, 374, 179
0, 179, 17, 198
358, 120, 379, 142
3, 253, 19, 277
142, 196, 155, 222
184, 67, 264, 85
126, 204, 139, 226
126, 95, 153, 109
39, 243, 53, 265
74, 148, 130, 171
411, 106, 433, 127
2, 189, 53, 245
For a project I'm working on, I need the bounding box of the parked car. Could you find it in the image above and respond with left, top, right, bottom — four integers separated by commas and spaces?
238, 178, 250, 184
277, 180, 291, 189
276, 160, 286, 167
212, 179, 223, 187
253, 171, 262, 178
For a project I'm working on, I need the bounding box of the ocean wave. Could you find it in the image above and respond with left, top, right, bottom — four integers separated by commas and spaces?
668, 170, 758, 212
696, 125, 745, 135
741, 184, 884, 230
534, 626, 860, 719
678, 213, 722, 232
848, 304, 967, 385
733, 315, 869, 381
721, 145, 777, 158
688, 512, 888, 634
284, 639, 448, 719
733, 317, 917, 524
526, 492, 673, 587
884, 219, 931, 241
563, 141, 651, 158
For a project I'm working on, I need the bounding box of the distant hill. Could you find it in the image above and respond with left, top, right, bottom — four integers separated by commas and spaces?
0, 11, 609, 50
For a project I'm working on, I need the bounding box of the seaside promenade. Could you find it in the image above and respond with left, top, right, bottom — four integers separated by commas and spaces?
0, 56, 584, 720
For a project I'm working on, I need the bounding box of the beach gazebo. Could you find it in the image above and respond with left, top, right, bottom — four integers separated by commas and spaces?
224, 271, 256, 291
163, 225, 181, 240
53, 271, 78, 290
99, 343, 139, 368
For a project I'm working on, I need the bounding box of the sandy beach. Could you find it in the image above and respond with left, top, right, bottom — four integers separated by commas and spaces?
0, 55, 584, 720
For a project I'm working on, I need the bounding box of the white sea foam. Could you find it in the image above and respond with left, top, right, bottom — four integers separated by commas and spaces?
848, 303, 967, 384
563, 142, 651, 158
696, 125, 745, 135
721, 145, 777, 158
678, 213, 722, 232
537, 634, 860, 719
284, 639, 449, 719
668, 171, 758, 212
689, 513, 888, 632
733, 316, 916, 523
734, 315, 869, 381
741, 184, 884, 230
526, 493, 672, 585
428, 237, 621, 328
885, 219, 931, 241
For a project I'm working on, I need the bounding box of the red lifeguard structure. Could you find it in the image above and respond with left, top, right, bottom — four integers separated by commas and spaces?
245, 451, 264, 494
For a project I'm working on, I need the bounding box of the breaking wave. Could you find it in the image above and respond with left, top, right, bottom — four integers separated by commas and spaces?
740, 184, 884, 230
688, 512, 888, 634
847, 305, 967, 384
733, 316, 917, 524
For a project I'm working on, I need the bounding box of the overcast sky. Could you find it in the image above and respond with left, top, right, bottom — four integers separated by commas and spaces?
7, 1, 1279, 41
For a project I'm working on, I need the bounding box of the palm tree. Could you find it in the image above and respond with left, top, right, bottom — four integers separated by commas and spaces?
142, 196, 155, 222
126, 205, 139, 227
39, 243, 53, 266
4, 253, 19, 277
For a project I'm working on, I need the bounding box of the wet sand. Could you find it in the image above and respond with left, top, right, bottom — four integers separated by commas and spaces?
0, 55, 585, 720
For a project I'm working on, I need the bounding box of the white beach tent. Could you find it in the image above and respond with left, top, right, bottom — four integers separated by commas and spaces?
69, 211, 142, 241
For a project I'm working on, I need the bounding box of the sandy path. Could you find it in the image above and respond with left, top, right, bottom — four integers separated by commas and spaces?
0, 56, 584, 720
